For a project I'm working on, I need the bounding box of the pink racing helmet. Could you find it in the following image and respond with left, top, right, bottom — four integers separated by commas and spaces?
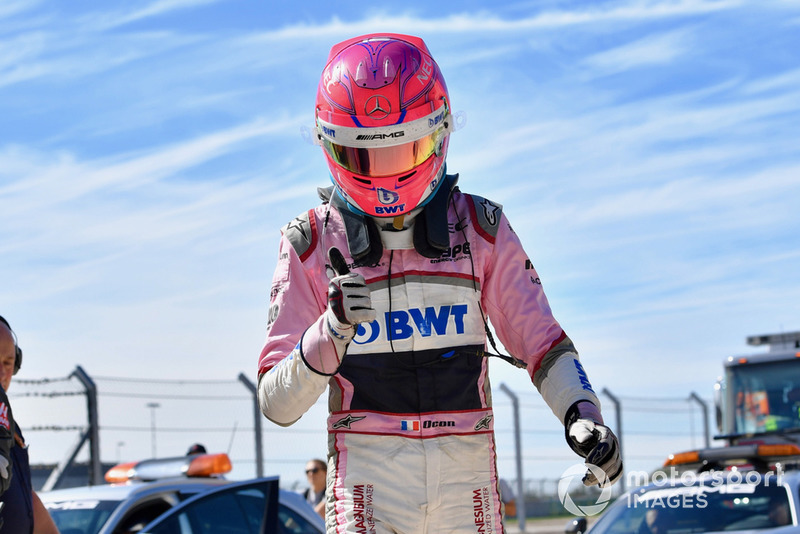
314, 33, 453, 217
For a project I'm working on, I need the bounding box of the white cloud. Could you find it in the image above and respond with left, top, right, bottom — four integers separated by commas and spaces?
76, 0, 226, 32
741, 67, 800, 95
0, 29, 205, 88
243, 1, 742, 42
0, 0, 40, 20
563, 164, 800, 226
582, 29, 693, 76
2, 118, 288, 202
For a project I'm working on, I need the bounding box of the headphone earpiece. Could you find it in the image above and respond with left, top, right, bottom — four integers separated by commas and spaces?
0, 315, 22, 375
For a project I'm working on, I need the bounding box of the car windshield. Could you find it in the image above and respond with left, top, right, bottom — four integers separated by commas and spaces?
590, 482, 793, 533
45, 499, 122, 534
729, 360, 800, 434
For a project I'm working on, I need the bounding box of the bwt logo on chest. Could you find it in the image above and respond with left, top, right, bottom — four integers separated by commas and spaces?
353, 304, 469, 344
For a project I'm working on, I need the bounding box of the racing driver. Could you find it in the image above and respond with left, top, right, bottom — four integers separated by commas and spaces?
258, 33, 623, 533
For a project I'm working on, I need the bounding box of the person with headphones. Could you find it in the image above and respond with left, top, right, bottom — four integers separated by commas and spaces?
0, 316, 60, 534
257, 34, 622, 531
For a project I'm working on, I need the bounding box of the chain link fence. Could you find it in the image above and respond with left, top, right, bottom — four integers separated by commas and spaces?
10, 368, 718, 499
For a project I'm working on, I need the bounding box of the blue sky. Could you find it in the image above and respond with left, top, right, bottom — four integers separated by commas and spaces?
3, 0, 800, 489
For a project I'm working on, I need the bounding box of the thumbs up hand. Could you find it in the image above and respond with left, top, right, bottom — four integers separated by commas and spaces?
327, 248, 376, 327
326, 247, 376, 329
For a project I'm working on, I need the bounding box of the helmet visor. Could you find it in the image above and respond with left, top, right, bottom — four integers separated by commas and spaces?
320, 126, 446, 178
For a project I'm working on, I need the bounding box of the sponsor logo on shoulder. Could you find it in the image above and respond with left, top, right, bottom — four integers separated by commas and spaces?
480, 199, 500, 226
525, 260, 541, 284
267, 304, 280, 325
286, 216, 310, 243
270, 283, 284, 300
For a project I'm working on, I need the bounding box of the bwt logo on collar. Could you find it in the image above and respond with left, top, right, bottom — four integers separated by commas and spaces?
353, 304, 469, 344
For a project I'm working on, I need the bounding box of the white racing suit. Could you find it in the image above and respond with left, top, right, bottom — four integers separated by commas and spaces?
258, 186, 602, 533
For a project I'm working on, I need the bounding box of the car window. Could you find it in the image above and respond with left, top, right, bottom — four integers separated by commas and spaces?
46, 500, 122, 534
277, 502, 324, 534
151, 490, 255, 534
112, 499, 174, 534
591, 483, 793, 534
143, 479, 280, 534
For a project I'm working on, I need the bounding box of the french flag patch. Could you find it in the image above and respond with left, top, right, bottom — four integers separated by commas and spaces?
401, 420, 419, 431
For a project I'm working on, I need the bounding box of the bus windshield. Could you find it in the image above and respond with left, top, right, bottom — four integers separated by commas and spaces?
729, 360, 800, 434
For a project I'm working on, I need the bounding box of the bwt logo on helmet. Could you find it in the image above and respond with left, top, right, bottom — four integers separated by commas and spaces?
375, 205, 406, 215
428, 111, 445, 128
353, 304, 468, 344
377, 188, 400, 205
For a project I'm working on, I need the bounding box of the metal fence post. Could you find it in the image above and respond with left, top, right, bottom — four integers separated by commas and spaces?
238, 373, 264, 478
601, 388, 624, 493
500, 383, 526, 532
688, 392, 711, 448
71, 365, 102, 485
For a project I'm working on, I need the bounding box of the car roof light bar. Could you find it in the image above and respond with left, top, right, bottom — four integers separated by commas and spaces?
664, 444, 800, 467
104, 453, 233, 483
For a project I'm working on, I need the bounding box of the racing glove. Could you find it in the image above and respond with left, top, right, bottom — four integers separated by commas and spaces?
325, 247, 376, 341
565, 401, 623, 488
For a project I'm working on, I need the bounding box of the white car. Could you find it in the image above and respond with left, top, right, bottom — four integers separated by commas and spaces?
40, 453, 324, 534
567, 443, 800, 534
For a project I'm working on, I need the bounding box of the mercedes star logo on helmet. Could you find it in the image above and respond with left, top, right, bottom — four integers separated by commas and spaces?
366, 95, 391, 119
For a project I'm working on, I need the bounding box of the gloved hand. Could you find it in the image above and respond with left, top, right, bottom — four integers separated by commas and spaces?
326, 247, 376, 338
565, 401, 623, 488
